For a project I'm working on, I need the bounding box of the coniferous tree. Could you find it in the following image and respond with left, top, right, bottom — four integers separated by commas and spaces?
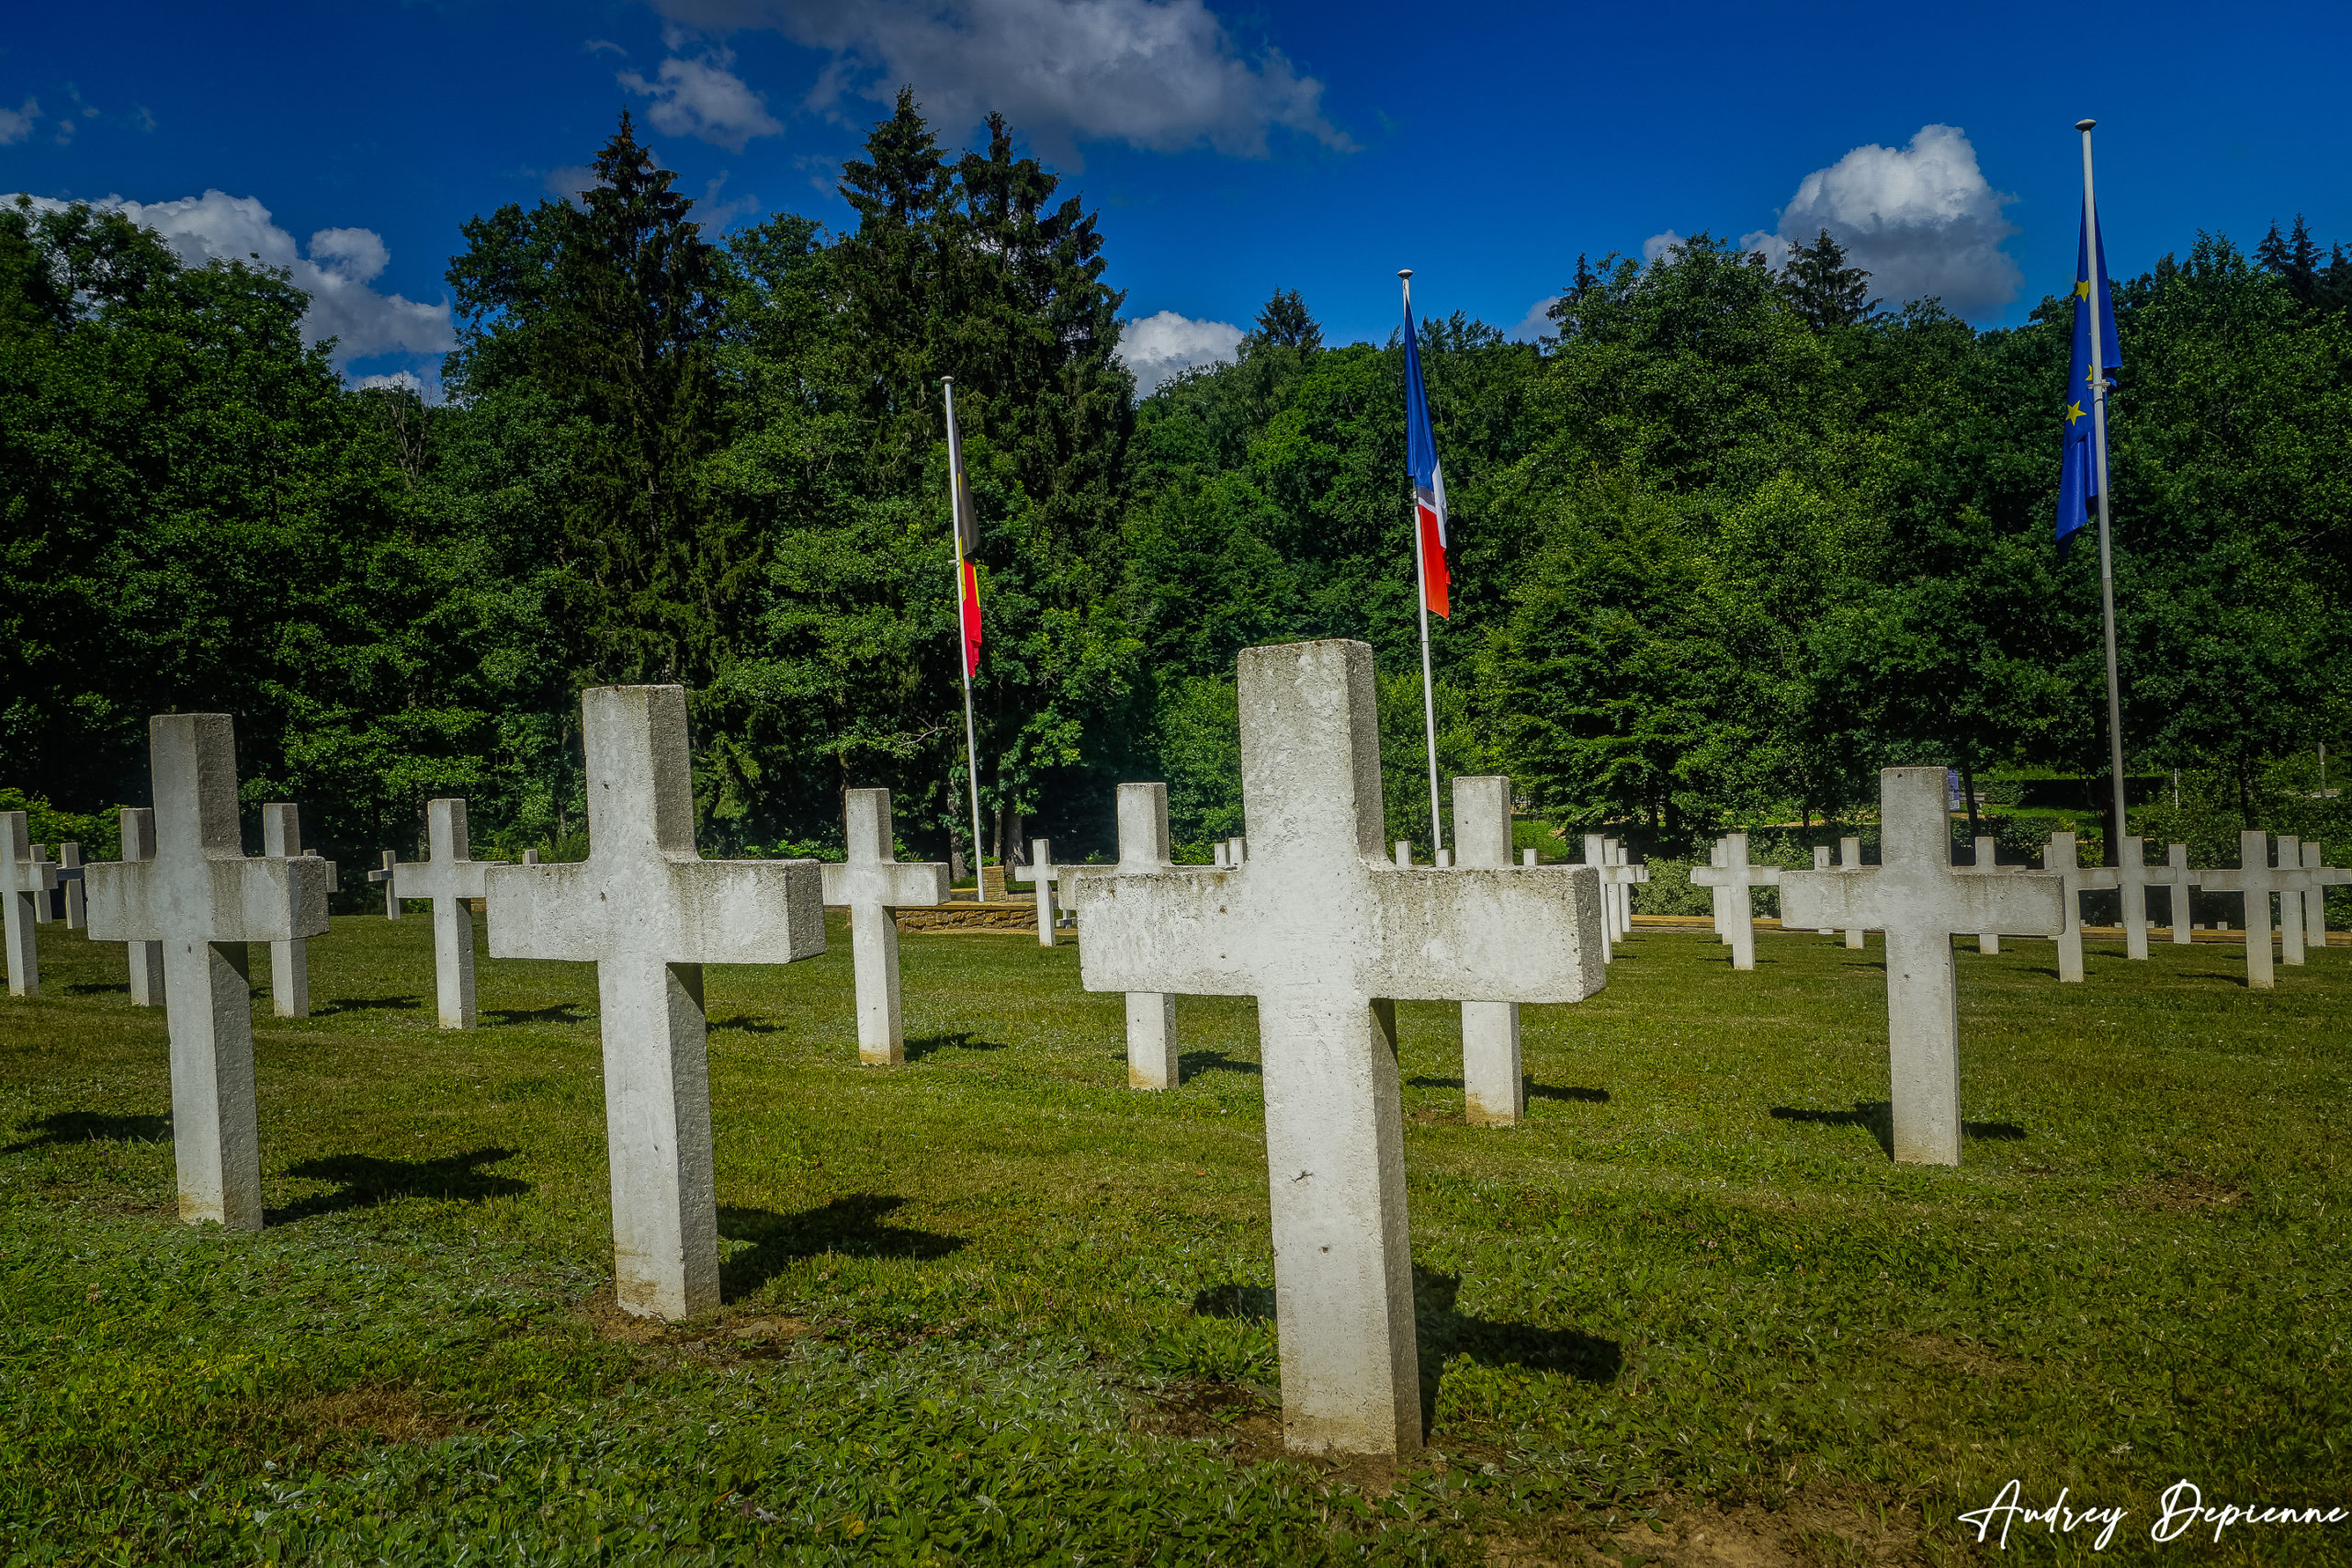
1780, 228, 1879, 330
2256, 215, 2324, 305
1250, 288, 1322, 351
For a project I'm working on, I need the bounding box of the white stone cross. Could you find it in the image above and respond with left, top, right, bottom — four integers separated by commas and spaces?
85, 715, 331, 1228
2109, 836, 2154, 959
2273, 835, 2313, 966
258, 804, 316, 1018
2192, 831, 2292, 989
1838, 836, 1865, 948
367, 850, 401, 919
486, 685, 827, 1320
1088, 782, 1188, 1089
1013, 838, 1076, 946
2, 814, 58, 997
1689, 832, 1781, 971
1778, 766, 2064, 1166
56, 842, 86, 929
1577, 835, 1645, 960
1073, 640, 1603, 1457
1810, 846, 1835, 933
393, 799, 505, 1029
1701, 839, 1732, 946
1966, 836, 2006, 953
1453, 775, 1530, 1127
2161, 842, 2200, 944
819, 788, 948, 1066
2302, 841, 2344, 954
118, 808, 165, 1005
27, 844, 55, 925
2041, 831, 2109, 983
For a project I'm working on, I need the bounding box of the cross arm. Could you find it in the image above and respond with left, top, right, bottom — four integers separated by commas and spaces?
1689, 865, 1783, 887
1074, 869, 1253, 996
393, 859, 503, 902
85, 857, 332, 943
1363, 866, 1606, 1003
486, 858, 827, 965
820, 862, 950, 908
1779, 868, 2066, 936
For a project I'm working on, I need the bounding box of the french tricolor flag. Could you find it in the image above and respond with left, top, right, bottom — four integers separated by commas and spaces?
1401, 297, 1451, 618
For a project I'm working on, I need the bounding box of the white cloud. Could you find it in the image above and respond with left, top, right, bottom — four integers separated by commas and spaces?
1642, 229, 1686, 264
1509, 295, 1560, 343
0, 97, 38, 145
1761, 124, 2020, 318
1117, 309, 1240, 391
648, 0, 1352, 167
5, 190, 456, 365
619, 50, 784, 152
584, 37, 628, 55
543, 164, 603, 204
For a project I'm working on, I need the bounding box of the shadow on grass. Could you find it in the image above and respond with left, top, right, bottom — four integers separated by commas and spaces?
63, 982, 130, 997
1178, 1051, 1261, 1078
1414, 1266, 1619, 1433
902, 1032, 1010, 1062
316, 995, 424, 1017
719, 1196, 965, 1299
269, 1147, 528, 1224
711, 1014, 783, 1034
5, 1111, 171, 1153
482, 1001, 592, 1027
1407, 1077, 1609, 1104
1770, 1101, 2026, 1157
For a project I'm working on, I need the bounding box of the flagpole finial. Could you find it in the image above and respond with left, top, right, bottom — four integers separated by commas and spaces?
1397, 269, 1412, 280
941, 375, 955, 385
2075, 118, 2096, 132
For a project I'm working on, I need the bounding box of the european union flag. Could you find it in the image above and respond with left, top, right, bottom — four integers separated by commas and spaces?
2056, 204, 2120, 552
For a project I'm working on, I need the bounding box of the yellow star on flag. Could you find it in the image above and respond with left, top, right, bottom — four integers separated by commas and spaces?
2064, 400, 2086, 424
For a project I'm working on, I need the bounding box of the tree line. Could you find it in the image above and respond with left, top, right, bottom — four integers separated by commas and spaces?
4, 101, 2347, 875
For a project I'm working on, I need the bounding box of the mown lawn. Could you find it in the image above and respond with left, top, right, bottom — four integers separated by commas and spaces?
0, 913, 2345, 1564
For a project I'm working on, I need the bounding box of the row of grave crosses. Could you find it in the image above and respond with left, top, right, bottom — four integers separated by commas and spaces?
10, 642, 2343, 1463
1693, 828, 2343, 988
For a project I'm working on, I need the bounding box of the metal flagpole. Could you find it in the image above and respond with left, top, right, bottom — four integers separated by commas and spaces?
2077, 119, 2131, 872
944, 377, 988, 900
1400, 269, 1445, 861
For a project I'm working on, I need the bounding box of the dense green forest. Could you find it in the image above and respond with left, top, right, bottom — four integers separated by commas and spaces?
5, 101, 2348, 877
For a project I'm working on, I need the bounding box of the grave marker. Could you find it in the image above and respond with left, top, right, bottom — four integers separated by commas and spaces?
1453, 775, 1526, 1127
84, 715, 331, 1227
2110, 836, 2154, 959
1689, 833, 1781, 971
2302, 841, 2343, 953
1096, 783, 1183, 1089
56, 842, 86, 929
2162, 843, 2199, 944
258, 805, 316, 1018
367, 851, 401, 919
2, 815, 57, 997
28, 846, 53, 925
1073, 639, 1605, 1457
1840, 836, 1866, 948
1810, 847, 1834, 933
1968, 837, 2005, 953
1013, 839, 1073, 946
485, 685, 827, 1319
2192, 831, 2290, 989
1702, 839, 1732, 945
118, 809, 165, 1005
393, 799, 506, 1029
818, 788, 949, 1066
1779, 767, 2064, 1166
2041, 831, 2103, 983
2273, 835, 2311, 966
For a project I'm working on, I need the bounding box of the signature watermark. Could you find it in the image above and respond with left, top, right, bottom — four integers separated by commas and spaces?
1957, 1479, 2348, 1550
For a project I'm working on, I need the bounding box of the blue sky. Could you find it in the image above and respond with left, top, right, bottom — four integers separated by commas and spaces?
6, 0, 2347, 394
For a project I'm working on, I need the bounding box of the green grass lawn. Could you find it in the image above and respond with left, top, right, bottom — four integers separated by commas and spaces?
0, 915, 2346, 1564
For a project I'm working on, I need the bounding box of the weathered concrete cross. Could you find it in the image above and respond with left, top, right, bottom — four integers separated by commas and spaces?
1453, 775, 1532, 1126
1701, 839, 1732, 946
1809, 846, 1835, 934
2272, 835, 2314, 966
27, 844, 56, 925
1095, 782, 1186, 1089
85, 715, 332, 1227
1013, 838, 1077, 946
486, 685, 827, 1319
1966, 836, 2007, 954
2109, 836, 2155, 960
259, 804, 316, 1018
367, 851, 401, 919
1690, 833, 1780, 971
117, 808, 165, 1005
2, 814, 58, 997
819, 788, 948, 1065
1074, 640, 1605, 1457
2302, 841, 2345, 954
2192, 831, 2291, 989
1838, 836, 1865, 949
2160, 842, 2200, 944
55, 842, 86, 929
2041, 831, 2101, 983
393, 799, 505, 1029
1778, 767, 2064, 1166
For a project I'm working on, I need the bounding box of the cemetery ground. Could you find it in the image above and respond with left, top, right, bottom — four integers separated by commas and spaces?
1, 918, 2346, 1566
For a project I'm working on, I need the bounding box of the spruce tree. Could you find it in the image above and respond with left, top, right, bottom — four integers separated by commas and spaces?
2256, 215, 2324, 305
1779, 228, 1879, 330
1250, 288, 1322, 351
